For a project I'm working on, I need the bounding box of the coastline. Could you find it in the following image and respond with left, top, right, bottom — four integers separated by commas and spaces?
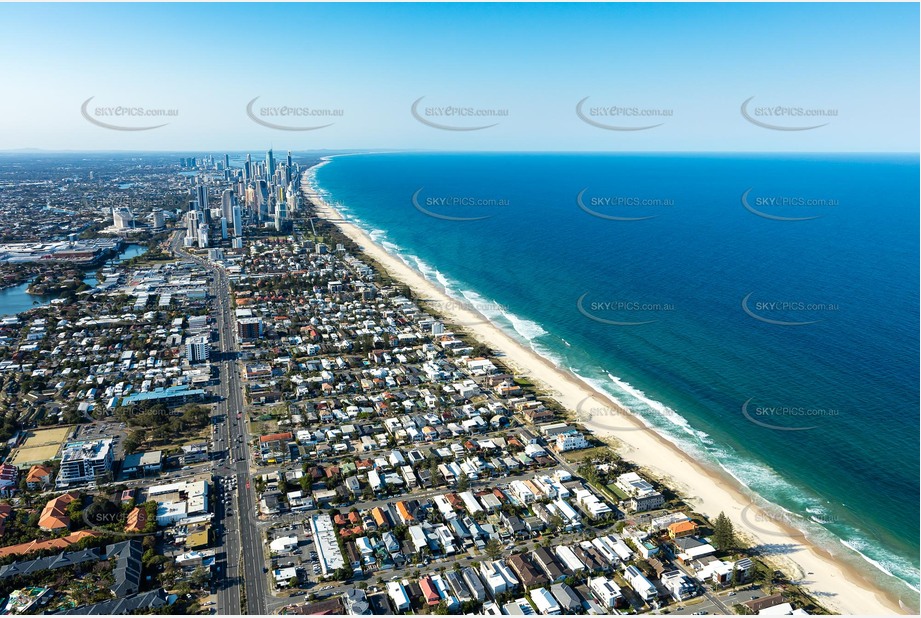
302, 157, 906, 615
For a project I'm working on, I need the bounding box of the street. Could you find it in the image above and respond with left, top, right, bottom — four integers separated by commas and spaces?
171, 231, 268, 615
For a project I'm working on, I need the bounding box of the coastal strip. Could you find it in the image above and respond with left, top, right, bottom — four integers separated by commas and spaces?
303, 156, 905, 616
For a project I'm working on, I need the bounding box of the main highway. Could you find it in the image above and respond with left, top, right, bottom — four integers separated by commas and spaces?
170, 231, 268, 615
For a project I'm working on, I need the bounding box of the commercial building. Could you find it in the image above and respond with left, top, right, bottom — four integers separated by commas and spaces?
309, 514, 345, 577
121, 451, 163, 476
259, 432, 294, 464
112, 207, 134, 230
120, 385, 206, 407
180, 443, 209, 465
151, 209, 165, 230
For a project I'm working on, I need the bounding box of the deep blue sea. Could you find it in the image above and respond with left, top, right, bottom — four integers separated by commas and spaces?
312, 152, 919, 605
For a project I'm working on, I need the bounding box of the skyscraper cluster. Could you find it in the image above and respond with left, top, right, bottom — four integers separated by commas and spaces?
183, 149, 301, 251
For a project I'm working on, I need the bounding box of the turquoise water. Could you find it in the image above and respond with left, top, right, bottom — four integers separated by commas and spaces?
313, 152, 919, 607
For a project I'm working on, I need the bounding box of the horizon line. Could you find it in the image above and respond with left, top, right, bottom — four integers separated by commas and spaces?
0, 148, 917, 156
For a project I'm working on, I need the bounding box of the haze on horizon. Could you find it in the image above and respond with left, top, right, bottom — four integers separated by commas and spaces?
0, 2, 917, 153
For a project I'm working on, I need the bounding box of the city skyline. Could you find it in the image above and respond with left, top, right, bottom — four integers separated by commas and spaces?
0, 2, 916, 614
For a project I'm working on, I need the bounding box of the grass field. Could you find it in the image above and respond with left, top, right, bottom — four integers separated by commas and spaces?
10, 426, 73, 467
11, 444, 62, 468
20, 426, 72, 448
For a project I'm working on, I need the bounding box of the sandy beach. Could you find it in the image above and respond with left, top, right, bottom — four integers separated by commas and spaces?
302, 158, 904, 615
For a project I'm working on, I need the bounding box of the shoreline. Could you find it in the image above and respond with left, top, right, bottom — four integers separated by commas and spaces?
302, 156, 906, 615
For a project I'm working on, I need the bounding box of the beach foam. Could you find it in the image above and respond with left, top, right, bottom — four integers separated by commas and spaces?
306, 156, 915, 614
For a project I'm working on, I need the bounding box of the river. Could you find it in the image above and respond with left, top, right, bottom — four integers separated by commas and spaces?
0, 243, 149, 317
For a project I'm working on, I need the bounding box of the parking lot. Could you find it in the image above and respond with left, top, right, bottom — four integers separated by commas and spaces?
267, 521, 318, 586
72, 420, 129, 459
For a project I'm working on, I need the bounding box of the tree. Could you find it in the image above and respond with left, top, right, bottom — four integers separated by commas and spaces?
456, 472, 470, 492
124, 429, 146, 454
460, 600, 482, 614
713, 511, 736, 551
65, 494, 85, 528
484, 538, 502, 561
191, 567, 210, 587
151, 425, 170, 442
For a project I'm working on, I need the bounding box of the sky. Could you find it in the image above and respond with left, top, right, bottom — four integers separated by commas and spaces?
0, 2, 917, 152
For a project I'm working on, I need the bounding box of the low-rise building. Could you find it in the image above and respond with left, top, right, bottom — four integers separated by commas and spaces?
310, 514, 345, 577
530, 587, 561, 615
549, 582, 582, 613
624, 565, 657, 603
387, 581, 410, 612
616, 471, 664, 512
589, 576, 623, 608
25, 464, 53, 490
661, 570, 697, 601
39, 492, 78, 531
121, 451, 162, 476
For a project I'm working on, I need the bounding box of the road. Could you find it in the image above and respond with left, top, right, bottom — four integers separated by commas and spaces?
171, 231, 268, 615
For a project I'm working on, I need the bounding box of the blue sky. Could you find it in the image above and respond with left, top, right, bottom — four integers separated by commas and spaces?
0, 2, 917, 152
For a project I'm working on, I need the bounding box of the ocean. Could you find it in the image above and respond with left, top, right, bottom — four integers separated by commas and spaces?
310, 152, 919, 607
